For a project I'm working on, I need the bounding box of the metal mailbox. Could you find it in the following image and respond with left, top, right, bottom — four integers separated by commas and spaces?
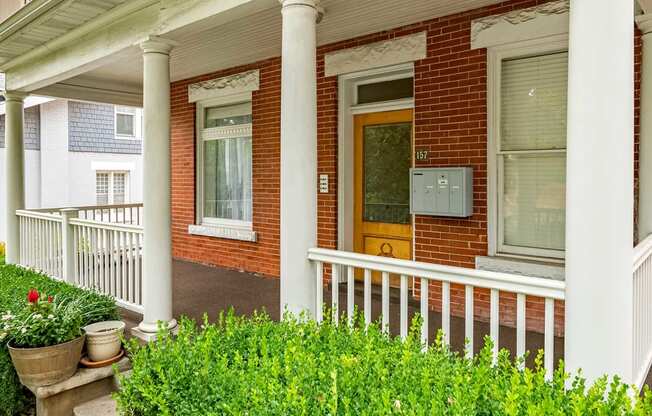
410, 167, 473, 217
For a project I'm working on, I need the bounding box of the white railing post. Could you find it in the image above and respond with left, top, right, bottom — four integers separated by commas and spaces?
60, 208, 78, 284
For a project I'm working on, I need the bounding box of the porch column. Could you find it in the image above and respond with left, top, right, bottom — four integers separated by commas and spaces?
565, 0, 634, 384
638, 14, 652, 240
279, 0, 320, 317
4, 91, 27, 265
135, 37, 177, 339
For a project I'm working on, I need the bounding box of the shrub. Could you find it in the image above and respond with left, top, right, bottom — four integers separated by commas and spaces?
0, 242, 5, 265
0, 264, 119, 416
117, 311, 652, 415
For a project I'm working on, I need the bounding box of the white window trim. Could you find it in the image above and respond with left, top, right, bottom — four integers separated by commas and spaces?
114, 106, 139, 140
96, 171, 130, 205
194, 91, 255, 239
487, 34, 568, 262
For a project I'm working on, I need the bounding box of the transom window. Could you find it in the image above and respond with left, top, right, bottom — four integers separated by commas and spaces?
198, 101, 253, 227
96, 171, 128, 205
495, 50, 568, 259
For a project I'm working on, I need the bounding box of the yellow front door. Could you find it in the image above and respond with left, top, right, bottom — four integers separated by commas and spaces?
354, 109, 413, 285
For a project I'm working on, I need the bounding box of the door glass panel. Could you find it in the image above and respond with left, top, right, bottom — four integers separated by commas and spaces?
363, 122, 411, 224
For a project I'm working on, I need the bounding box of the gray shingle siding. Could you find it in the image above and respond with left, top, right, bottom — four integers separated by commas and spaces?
68, 101, 141, 154
0, 106, 41, 150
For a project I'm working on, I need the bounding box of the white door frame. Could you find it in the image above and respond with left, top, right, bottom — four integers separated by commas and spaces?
336, 63, 415, 256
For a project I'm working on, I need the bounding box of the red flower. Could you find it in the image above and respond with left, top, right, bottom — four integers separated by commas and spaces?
27, 289, 39, 304
47, 295, 53, 303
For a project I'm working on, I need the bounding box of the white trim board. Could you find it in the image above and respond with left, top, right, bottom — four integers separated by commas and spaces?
188, 70, 260, 103
471, 0, 569, 50
325, 32, 426, 77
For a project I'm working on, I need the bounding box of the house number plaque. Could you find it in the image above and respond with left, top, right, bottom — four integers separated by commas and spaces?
415, 150, 429, 161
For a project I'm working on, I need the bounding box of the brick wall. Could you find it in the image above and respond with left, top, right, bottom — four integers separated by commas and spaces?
0, 105, 40, 150
68, 101, 141, 154
171, 59, 282, 276
170, 0, 641, 336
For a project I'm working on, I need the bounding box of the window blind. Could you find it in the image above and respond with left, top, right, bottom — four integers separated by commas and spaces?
499, 52, 568, 256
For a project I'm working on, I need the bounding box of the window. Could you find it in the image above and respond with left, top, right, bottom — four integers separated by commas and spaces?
115, 106, 136, 138
491, 47, 568, 260
198, 100, 253, 227
96, 171, 129, 205
356, 77, 414, 105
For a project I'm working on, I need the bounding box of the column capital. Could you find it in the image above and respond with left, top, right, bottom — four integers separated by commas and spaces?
279, 0, 324, 23
140, 36, 178, 55
3, 91, 28, 103
636, 13, 652, 36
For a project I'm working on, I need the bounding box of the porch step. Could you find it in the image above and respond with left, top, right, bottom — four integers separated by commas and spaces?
73, 394, 116, 416
29, 357, 130, 416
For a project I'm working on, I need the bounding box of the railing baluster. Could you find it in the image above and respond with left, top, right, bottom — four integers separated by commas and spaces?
420, 277, 428, 349
516, 293, 526, 365
347, 266, 354, 326
465, 285, 474, 358
400, 274, 408, 340
127, 232, 134, 303
381, 271, 389, 334
331, 264, 339, 324
315, 261, 323, 323
364, 269, 371, 327
490, 288, 500, 361
442, 281, 450, 346
544, 297, 555, 380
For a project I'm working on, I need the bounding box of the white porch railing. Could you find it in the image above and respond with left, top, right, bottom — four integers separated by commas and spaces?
35, 203, 143, 225
16, 205, 144, 314
308, 248, 566, 378
17, 210, 64, 279
633, 234, 652, 389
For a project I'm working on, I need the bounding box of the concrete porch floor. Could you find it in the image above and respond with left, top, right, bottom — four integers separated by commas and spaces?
121, 259, 651, 388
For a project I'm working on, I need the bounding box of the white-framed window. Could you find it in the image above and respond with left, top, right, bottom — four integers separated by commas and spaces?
196, 93, 253, 229
115, 106, 138, 139
96, 171, 129, 205
488, 36, 568, 261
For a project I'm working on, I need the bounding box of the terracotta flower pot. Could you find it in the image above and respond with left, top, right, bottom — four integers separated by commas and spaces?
83, 321, 125, 362
8, 335, 85, 388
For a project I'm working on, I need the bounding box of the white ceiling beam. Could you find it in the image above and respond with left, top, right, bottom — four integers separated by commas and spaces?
34, 80, 143, 107
4, 0, 276, 92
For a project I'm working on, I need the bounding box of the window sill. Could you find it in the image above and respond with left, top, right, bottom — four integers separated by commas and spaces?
188, 224, 257, 242
475, 256, 564, 281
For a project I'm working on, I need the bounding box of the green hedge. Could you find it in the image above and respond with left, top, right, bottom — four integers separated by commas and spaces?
0, 265, 119, 416
117, 312, 652, 415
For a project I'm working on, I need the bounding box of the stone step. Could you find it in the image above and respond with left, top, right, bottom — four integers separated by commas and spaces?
73, 394, 116, 416
28, 358, 130, 416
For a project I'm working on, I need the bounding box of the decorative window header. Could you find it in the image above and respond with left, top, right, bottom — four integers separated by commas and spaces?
324, 32, 427, 77
188, 70, 260, 103
471, 0, 569, 50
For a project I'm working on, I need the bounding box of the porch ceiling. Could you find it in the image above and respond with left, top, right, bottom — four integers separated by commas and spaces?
29, 0, 503, 104
0, 0, 130, 66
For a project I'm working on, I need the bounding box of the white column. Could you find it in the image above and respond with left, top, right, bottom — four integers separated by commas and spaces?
279, 0, 320, 317
4, 91, 27, 265
565, 0, 634, 384
134, 36, 177, 339
638, 15, 652, 240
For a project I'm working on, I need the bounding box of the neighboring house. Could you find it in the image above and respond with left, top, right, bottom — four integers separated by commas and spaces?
0, 98, 143, 241
0, 0, 650, 390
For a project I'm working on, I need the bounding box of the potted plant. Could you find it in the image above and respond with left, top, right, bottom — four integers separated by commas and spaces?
1, 289, 85, 388
83, 320, 125, 362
